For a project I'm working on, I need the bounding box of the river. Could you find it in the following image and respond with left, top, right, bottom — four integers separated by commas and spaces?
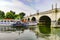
0, 26, 60, 40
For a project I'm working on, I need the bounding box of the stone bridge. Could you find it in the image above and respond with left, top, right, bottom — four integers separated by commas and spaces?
24, 8, 60, 27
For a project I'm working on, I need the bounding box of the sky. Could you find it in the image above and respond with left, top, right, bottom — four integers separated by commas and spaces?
0, 0, 60, 16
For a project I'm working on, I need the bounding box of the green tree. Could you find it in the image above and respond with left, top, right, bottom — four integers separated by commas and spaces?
5, 11, 15, 19
0, 10, 5, 19
14, 14, 19, 19
10, 10, 15, 15
19, 12, 25, 19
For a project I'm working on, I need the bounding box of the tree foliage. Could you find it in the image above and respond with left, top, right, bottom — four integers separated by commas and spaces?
19, 12, 25, 19
5, 11, 15, 19
0, 10, 26, 20
10, 10, 15, 15
14, 14, 19, 19
0, 10, 5, 19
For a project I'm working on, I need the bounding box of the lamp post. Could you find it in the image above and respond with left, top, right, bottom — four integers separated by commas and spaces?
55, 3, 58, 40
51, 3, 58, 40
55, 3, 58, 27
37, 10, 39, 23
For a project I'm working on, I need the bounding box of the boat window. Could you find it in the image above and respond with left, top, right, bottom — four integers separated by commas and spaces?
7, 21, 9, 22
16, 21, 21, 24
11, 20, 14, 22
4, 21, 6, 22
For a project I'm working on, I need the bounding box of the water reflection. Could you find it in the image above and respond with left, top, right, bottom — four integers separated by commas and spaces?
0, 26, 60, 40
0, 26, 47, 40
16, 29, 37, 40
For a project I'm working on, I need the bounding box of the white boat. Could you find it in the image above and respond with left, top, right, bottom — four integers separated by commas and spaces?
0, 22, 15, 26
27, 22, 37, 26
0, 19, 16, 26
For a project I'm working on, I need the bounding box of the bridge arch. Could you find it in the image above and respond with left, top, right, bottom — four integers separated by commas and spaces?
38, 15, 51, 34
39, 16, 51, 24
28, 18, 30, 21
58, 18, 60, 25
31, 17, 36, 22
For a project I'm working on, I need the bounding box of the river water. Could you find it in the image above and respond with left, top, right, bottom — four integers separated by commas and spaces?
0, 26, 46, 40
0, 26, 60, 40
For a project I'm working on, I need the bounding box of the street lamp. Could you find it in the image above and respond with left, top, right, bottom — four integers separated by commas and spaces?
55, 3, 58, 27
55, 3, 58, 40
51, 3, 58, 40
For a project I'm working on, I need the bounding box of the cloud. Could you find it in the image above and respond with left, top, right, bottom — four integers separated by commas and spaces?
35, 0, 40, 2
0, 0, 36, 16
53, 0, 60, 2
0, 1, 11, 6
24, 0, 33, 2
1, 0, 60, 16
24, 0, 40, 2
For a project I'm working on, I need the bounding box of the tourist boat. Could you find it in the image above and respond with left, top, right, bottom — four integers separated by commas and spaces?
0, 19, 17, 26
12, 21, 28, 28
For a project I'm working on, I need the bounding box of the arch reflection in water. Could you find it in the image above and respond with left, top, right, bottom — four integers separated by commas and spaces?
38, 16, 51, 34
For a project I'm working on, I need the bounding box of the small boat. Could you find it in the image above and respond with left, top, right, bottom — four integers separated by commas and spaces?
12, 21, 28, 28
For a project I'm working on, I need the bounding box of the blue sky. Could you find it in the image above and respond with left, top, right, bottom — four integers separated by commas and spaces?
0, 0, 60, 16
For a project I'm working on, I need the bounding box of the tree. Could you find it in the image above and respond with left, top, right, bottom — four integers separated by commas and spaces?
19, 12, 25, 19
5, 11, 15, 19
14, 14, 19, 19
10, 10, 16, 19
0, 10, 5, 19
10, 10, 15, 15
